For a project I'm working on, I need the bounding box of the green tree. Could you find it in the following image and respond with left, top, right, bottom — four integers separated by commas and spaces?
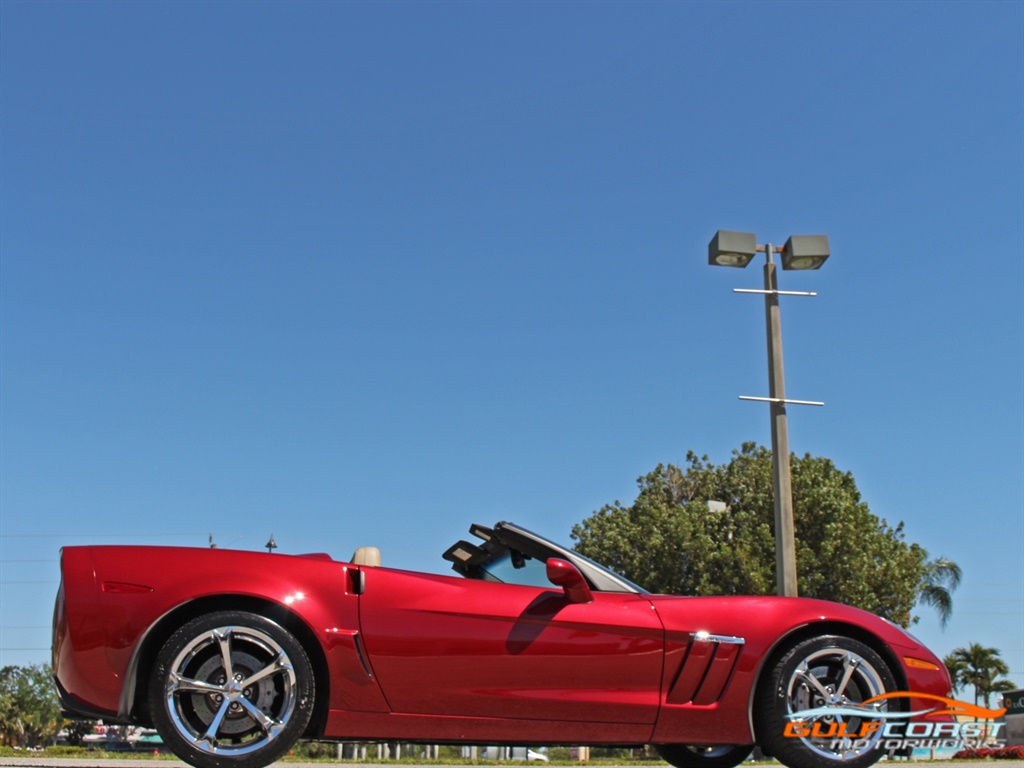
0, 664, 63, 747
944, 653, 968, 696
918, 557, 962, 628
570, 443, 958, 627
946, 644, 1012, 708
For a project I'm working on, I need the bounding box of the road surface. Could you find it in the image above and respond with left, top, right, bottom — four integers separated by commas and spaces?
1, 760, 1022, 768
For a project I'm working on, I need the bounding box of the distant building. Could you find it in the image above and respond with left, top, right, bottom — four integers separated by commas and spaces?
1005, 689, 1024, 747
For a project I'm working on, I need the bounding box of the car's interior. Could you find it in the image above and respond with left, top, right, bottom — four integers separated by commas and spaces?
350, 546, 381, 567
442, 521, 646, 594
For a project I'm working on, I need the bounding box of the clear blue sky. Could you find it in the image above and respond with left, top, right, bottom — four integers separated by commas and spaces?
2, 0, 1022, 696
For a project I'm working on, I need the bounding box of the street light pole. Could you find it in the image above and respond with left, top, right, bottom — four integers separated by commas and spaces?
708, 230, 830, 599
763, 246, 798, 597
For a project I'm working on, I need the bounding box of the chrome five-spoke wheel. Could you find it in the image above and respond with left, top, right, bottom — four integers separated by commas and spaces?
149, 611, 314, 768
755, 636, 897, 768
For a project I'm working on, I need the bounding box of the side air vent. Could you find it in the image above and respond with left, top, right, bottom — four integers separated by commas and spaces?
667, 631, 745, 705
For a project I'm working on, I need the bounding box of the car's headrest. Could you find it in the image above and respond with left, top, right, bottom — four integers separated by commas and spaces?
351, 546, 381, 567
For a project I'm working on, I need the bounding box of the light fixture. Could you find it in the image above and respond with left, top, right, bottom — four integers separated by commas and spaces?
706, 228, 831, 597
781, 235, 830, 270
708, 230, 757, 268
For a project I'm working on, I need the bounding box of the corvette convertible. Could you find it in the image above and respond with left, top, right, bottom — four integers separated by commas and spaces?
53, 521, 951, 768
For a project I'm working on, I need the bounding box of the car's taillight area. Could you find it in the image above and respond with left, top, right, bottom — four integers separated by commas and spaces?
51, 550, 67, 671
51, 546, 124, 719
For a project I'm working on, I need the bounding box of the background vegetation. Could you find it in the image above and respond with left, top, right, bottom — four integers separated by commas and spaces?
572, 444, 961, 627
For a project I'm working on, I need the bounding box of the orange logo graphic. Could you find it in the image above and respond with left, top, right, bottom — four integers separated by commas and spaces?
857, 692, 1006, 720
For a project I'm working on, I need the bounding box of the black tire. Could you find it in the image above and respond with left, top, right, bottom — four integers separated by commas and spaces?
656, 744, 754, 768
147, 611, 315, 768
754, 635, 898, 768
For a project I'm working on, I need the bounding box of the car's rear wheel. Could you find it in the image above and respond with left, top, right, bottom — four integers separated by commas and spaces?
754, 635, 897, 768
656, 744, 753, 768
148, 611, 314, 768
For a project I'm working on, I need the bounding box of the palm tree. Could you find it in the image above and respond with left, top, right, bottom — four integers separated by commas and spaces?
947, 643, 1011, 708
943, 653, 967, 696
917, 555, 961, 628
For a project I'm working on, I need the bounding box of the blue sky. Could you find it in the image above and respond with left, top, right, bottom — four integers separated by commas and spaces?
2, 0, 1021, 697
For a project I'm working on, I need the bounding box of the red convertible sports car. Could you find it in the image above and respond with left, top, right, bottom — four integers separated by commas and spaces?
53, 521, 951, 768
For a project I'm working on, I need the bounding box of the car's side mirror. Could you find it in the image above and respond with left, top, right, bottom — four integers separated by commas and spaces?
546, 558, 594, 604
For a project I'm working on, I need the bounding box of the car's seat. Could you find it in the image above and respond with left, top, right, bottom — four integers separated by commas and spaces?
351, 546, 381, 567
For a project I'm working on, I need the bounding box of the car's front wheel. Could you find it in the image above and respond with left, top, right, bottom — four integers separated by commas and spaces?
656, 744, 753, 768
754, 635, 897, 768
148, 610, 314, 768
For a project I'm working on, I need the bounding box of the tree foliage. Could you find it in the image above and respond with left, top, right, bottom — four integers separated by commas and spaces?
918, 557, 962, 628
945, 644, 1013, 708
0, 664, 63, 747
571, 443, 957, 627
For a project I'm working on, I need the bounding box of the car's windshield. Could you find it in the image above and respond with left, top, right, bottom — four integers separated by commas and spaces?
477, 551, 553, 588
568, 550, 648, 594
478, 548, 647, 594
443, 521, 648, 594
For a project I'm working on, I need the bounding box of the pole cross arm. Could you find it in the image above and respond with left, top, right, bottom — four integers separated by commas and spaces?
734, 288, 818, 297
739, 395, 825, 407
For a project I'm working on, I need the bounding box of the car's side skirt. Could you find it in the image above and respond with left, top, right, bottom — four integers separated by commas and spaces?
324, 710, 654, 744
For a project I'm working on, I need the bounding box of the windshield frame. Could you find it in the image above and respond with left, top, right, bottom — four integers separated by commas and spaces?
442, 520, 648, 595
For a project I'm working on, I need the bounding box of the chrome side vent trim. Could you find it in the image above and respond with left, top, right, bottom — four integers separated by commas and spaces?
352, 632, 373, 679
694, 631, 745, 645
667, 631, 746, 705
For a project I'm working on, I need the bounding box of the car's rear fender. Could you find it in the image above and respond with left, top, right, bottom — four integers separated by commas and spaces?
55, 545, 392, 731
121, 594, 333, 737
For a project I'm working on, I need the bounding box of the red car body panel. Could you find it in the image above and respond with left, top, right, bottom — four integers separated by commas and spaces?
53, 546, 389, 718
358, 568, 663, 725
646, 595, 950, 744
53, 539, 952, 747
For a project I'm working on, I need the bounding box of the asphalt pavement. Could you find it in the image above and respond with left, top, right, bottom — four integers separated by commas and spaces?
0, 761, 1022, 768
